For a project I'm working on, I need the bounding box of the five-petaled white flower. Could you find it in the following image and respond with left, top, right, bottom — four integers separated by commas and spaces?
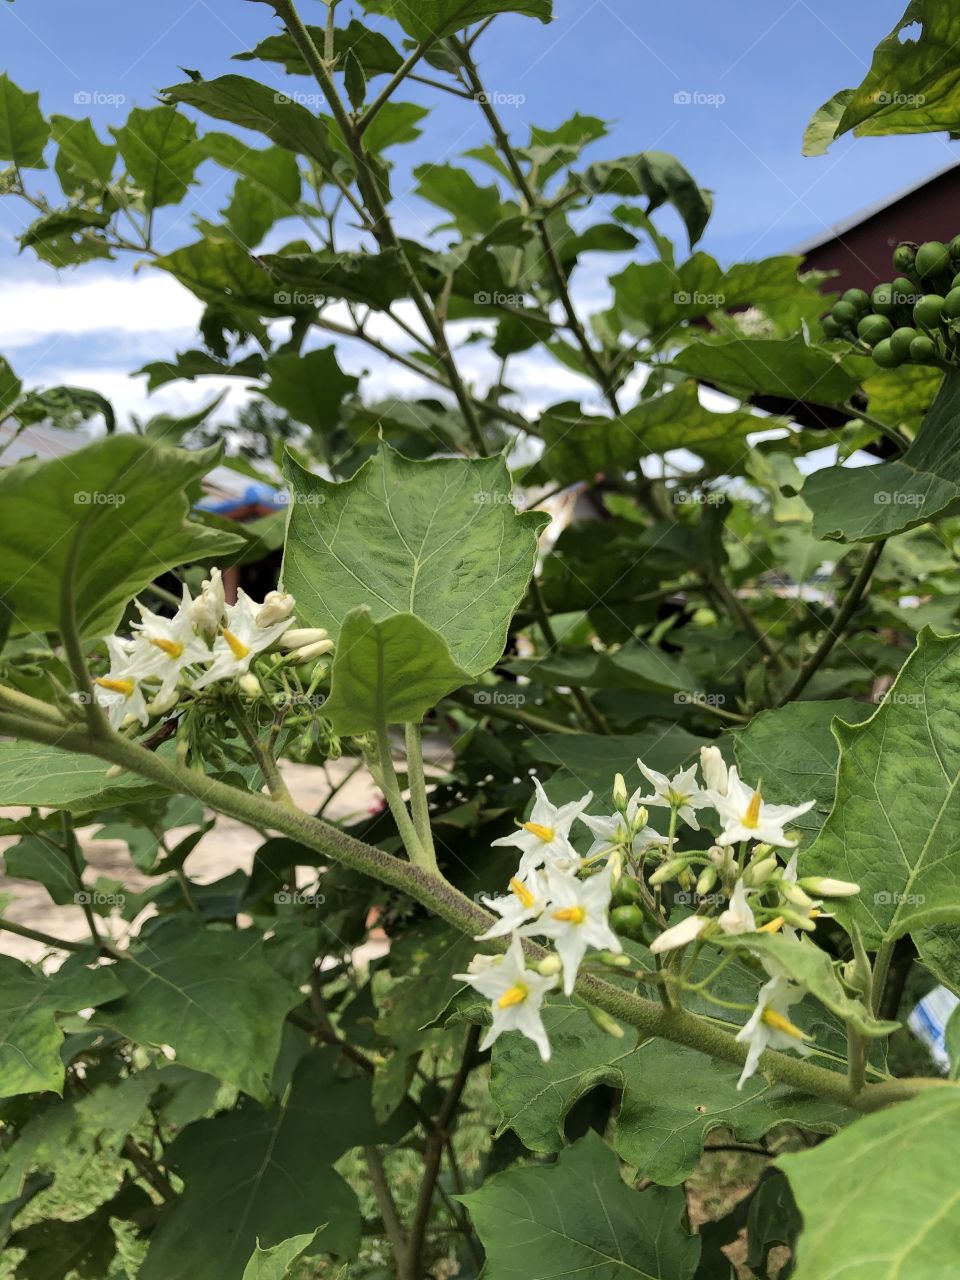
735, 973, 812, 1089
89, 636, 150, 729
454, 933, 557, 1061
477, 871, 549, 940
192, 589, 295, 689
128, 588, 211, 701
579, 786, 667, 860
492, 778, 593, 879
527, 868, 622, 994
708, 767, 815, 848
637, 759, 711, 830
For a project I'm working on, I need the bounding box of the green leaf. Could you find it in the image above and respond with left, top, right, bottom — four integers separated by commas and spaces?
94, 922, 301, 1102
155, 237, 286, 315
414, 163, 517, 238
733, 699, 873, 848
363, 101, 429, 152
241, 1231, 324, 1280
321, 608, 473, 734
4, 832, 80, 906
489, 1001, 851, 1185
0, 356, 21, 417
540, 383, 763, 483
261, 347, 359, 434
459, 1130, 700, 1278
141, 1049, 411, 1276
0, 957, 122, 1098
0, 741, 168, 811
830, 0, 960, 141
49, 114, 116, 195
163, 75, 335, 170
803, 628, 960, 948
0, 74, 49, 169
259, 247, 415, 311
0, 435, 242, 637
576, 150, 712, 246
235, 21, 402, 79
282, 444, 548, 675
111, 106, 201, 207
802, 89, 855, 156
668, 335, 865, 407
379, 0, 552, 41
779, 1089, 960, 1279
802, 370, 960, 543
204, 135, 301, 246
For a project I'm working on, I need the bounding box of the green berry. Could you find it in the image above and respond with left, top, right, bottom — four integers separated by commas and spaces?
916, 240, 951, 279
612, 876, 643, 908
610, 904, 647, 942
842, 287, 870, 312
892, 243, 917, 272
913, 294, 946, 329
821, 315, 842, 338
891, 276, 919, 307
890, 326, 918, 360
832, 299, 859, 325
944, 287, 960, 320
871, 338, 903, 369
857, 314, 893, 345
910, 335, 939, 363
949, 235, 960, 263
871, 283, 896, 316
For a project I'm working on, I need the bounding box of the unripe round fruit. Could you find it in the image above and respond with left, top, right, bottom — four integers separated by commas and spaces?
949, 234, 960, 263
890, 326, 918, 360
857, 314, 893, 345
944, 287, 960, 319
610, 904, 647, 942
891, 276, 917, 305
871, 338, 903, 369
842, 287, 870, 312
916, 240, 951, 279
821, 314, 842, 338
612, 876, 643, 908
910, 334, 938, 363
913, 294, 946, 328
892, 243, 917, 272
871, 283, 896, 316
832, 299, 859, 325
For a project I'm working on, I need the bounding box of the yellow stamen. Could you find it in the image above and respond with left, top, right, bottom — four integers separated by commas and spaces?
522, 821, 555, 843
552, 905, 586, 925
96, 677, 134, 697
497, 984, 528, 1008
758, 916, 785, 934
149, 637, 183, 660
743, 786, 763, 829
808, 908, 821, 919
761, 1007, 806, 1040
509, 877, 535, 909
222, 627, 251, 661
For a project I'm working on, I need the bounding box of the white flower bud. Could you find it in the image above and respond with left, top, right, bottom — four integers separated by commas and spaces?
256, 590, 296, 628
779, 880, 816, 909
238, 673, 264, 698
700, 744, 728, 795
145, 689, 181, 717
585, 1004, 625, 1039
190, 568, 225, 637
649, 856, 689, 886
797, 876, 860, 898
650, 914, 708, 954
279, 627, 330, 650
612, 772, 629, 813
288, 638, 334, 664
537, 954, 563, 976
744, 856, 778, 887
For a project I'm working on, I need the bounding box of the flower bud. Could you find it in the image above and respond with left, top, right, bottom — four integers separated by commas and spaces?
257, 590, 295, 628
146, 689, 181, 717
189, 568, 225, 637
700, 744, 729, 795
595, 950, 631, 968
279, 627, 329, 650
779, 880, 816, 910
744, 856, 778, 887
537, 954, 563, 977
287, 639, 335, 664
607, 849, 624, 885
650, 914, 708, 954
631, 805, 650, 834
678, 866, 696, 891
104, 764, 125, 780
649, 856, 690, 886
778, 906, 818, 933
584, 1003, 625, 1039
612, 771, 629, 814
696, 865, 718, 896
238, 673, 263, 698
797, 876, 860, 898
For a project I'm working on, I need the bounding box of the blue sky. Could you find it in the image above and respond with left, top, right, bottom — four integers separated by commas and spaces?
0, 0, 956, 424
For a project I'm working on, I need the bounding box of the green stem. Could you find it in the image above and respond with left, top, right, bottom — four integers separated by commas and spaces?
527, 576, 609, 734
226, 695, 295, 806
60, 530, 105, 736
404, 722, 436, 869
0, 706, 950, 1116
375, 722, 433, 873
872, 941, 896, 1018
448, 688, 578, 735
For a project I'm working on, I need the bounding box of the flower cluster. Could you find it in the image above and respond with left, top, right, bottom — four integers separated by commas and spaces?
456, 746, 859, 1087
79, 568, 333, 729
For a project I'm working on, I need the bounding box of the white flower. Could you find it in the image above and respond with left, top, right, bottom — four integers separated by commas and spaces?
527, 868, 621, 995
579, 788, 667, 860
88, 636, 149, 729
700, 745, 729, 796
454, 933, 557, 1061
189, 568, 226, 638
492, 778, 593, 878
128, 588, 211, 701
477, 872, 549, 941
637, 759, 711, 830
192, 589, 295, 689
717, 878, 756, 936
735, 974, 811, 1089
649, 913, 708, 955
708, 768, 815, 848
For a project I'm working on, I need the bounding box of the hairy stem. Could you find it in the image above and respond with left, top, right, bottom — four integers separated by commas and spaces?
404, 722, 436, 867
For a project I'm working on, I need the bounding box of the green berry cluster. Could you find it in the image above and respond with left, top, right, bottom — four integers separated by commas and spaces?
821, 238, 960, 370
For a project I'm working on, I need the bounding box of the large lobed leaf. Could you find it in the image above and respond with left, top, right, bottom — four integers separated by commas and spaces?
459, 1130, 700, 1279
377, 0, 553, 41
802, 629, 960, 948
